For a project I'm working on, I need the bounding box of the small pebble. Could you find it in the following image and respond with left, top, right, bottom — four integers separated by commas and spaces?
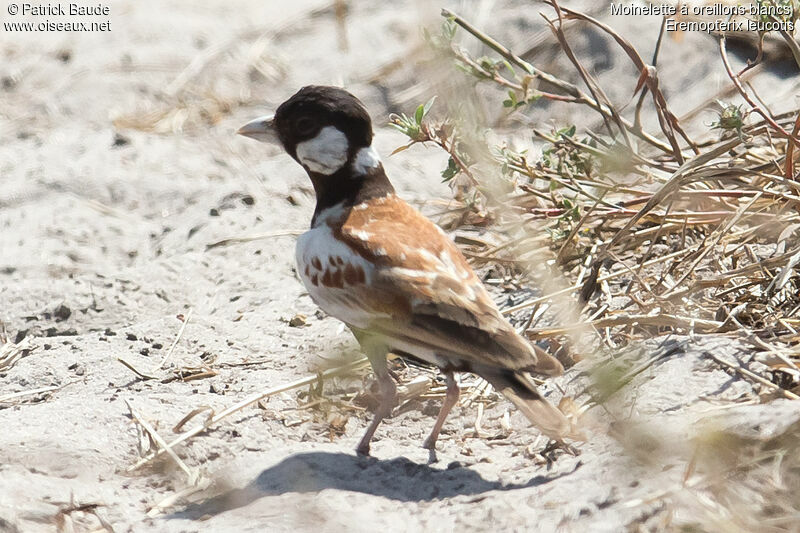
112, 133, 130, 147
53, 304, 71, 321
289, 314, 308, 327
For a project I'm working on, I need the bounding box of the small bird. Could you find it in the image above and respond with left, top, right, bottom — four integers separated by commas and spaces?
238, 86, 574, 456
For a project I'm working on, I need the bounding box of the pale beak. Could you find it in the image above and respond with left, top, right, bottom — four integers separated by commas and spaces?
237, 114, 278, 144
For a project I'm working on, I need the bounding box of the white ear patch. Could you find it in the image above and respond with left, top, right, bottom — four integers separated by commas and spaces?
352, 146, 381, 174
296, 126, 349, 175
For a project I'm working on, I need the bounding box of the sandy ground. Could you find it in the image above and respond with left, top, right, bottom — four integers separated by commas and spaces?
2, 1, 799, 532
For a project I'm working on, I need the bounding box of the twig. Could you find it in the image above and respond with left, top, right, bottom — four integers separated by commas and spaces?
0, 382, 73, 403
0, 336, 32, 372
117, 358, 159, 380
544, 1, 632, 146
146, 478, 212, 518
771, 14, 800, 70
205, 230, 304, 250
719, 36, 800, 148
158, 308, 193, 369
785, 113, 800, 180
441, 8, 675, 154
705, 352, 800, 401
547, 1, 698, 160
526, 313, 724, 339
125, 399, 199, 484
634, 16, 668, 130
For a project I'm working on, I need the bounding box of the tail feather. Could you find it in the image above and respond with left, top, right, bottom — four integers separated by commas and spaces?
481, 370, 574, 442
528, 344, 564, 376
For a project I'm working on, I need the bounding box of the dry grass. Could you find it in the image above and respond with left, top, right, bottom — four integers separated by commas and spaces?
0, 327, 32, 374
388, 4, 800, 384
380, 2, 800, 529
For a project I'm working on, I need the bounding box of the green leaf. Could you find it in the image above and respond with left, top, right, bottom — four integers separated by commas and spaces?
422, 96, 437, 119
559, 125, 576, 138
503, 90, 517, 108
415, 103, 425, 125
388, 112, 422, 140
444, 20, 457, 39
413, 96, 437, 125
441, 157, 459, 182
501, 59, 516, 76
526, 93, 542, 104
454, 61, 473, 75
477, 56, 495, 70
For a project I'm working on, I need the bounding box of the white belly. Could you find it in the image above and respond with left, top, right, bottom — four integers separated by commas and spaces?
295, 222, 384, 329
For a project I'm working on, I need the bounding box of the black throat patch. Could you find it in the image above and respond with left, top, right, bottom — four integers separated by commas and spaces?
309, 163, 395, 227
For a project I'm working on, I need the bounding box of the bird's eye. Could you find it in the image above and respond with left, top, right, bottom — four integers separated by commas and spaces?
295, 117, 316, 137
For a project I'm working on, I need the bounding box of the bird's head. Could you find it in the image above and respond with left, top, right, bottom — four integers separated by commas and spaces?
237, 85, 380, 177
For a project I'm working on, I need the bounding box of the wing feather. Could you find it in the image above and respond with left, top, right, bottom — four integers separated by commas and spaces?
333, 196, 561, 375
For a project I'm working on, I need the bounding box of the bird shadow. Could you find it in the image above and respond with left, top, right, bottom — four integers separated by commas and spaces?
169, 451, 578, 520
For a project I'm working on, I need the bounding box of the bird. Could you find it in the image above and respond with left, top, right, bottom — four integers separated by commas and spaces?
238, 85, 575, 456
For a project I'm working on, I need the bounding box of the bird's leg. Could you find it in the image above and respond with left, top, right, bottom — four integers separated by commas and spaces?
356, 345, 397, 456
423, 371, 459, 451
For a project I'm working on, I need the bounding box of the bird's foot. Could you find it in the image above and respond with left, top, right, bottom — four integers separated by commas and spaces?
426, 448, 438, 464
422, 437, 440, 463
356, 443, 371, 457
539, 438, 580, 459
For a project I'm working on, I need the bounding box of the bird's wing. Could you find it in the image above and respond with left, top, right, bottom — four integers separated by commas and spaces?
332, 195, 562, 375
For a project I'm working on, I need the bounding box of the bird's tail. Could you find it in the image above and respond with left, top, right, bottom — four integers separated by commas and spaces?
528, 344, 564, 376
481, 370, 577, 442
